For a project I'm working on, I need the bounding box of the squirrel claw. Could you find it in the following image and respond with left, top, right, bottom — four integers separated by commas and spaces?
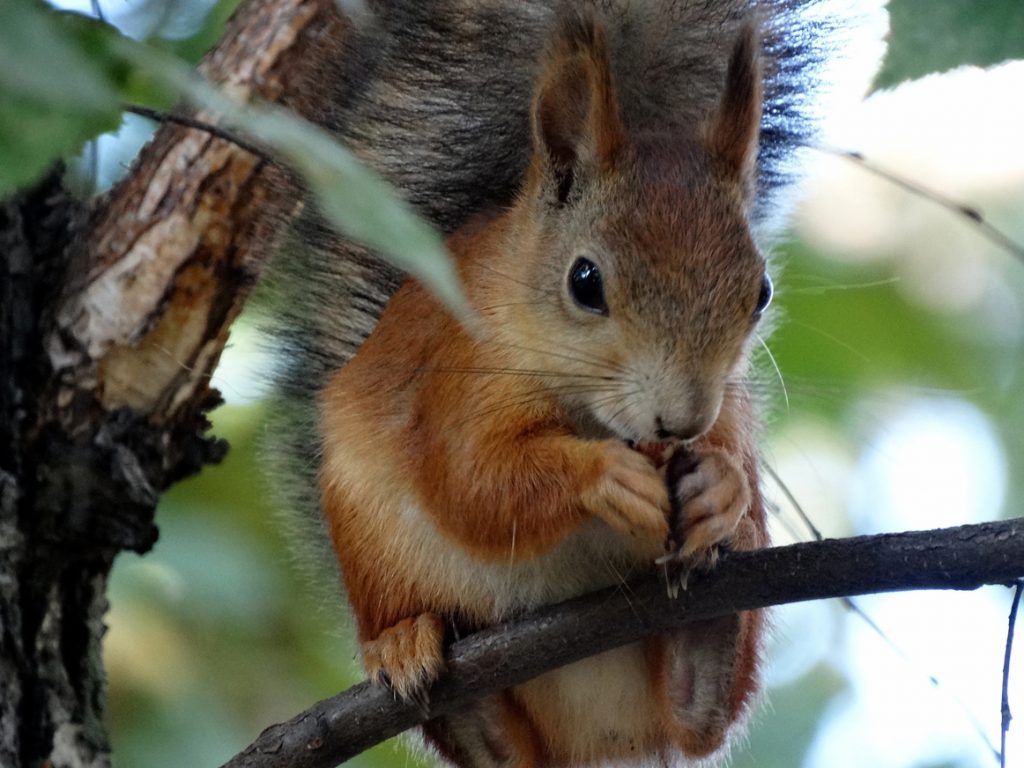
363, 613, 446, 711
659, 546, 722, 599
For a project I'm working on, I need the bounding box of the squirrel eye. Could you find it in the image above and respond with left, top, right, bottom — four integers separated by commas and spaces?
568, 257, 608, 315
754, 273, 773, 318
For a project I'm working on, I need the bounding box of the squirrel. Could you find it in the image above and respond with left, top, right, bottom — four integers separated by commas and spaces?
263, 1, 853, 766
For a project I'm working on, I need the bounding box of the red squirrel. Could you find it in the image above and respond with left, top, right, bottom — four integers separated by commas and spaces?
317, 15, 771, 767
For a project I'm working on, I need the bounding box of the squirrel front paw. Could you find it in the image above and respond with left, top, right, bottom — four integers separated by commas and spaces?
363, 613, 445, 709
661, 447, 750, 567
581, 440, 671, 550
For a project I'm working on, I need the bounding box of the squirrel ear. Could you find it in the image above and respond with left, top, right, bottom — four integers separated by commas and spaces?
705, 22, 763, 195
532, 15, 625, 205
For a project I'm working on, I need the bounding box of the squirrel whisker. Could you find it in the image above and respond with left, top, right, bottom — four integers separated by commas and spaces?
496, 339, 633, 378
453, 384, 627, 430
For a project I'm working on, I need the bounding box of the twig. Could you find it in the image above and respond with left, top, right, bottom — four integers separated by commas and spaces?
1002, 580, 1023, 768
123, 104, 276, 165
817, 145, 1024, 265
764, 462, 824, 540
764, 464, 1001, 760
223, 517, 1024, 768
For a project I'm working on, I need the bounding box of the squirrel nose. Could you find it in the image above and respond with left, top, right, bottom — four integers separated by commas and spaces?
655, 416, 707, 442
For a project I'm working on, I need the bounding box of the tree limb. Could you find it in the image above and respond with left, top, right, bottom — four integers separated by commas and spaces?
0, 1, 352, 763
224, 517, 1024, 768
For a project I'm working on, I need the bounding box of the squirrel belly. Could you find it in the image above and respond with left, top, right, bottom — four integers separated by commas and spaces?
320, 217, 658, 634
318, 16, 772, 763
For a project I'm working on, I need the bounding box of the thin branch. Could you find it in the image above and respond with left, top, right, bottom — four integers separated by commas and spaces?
123, 104, 277, 164
764, 464, 1001, 760
764, 462, 824, 540
224, 517, 1024, 768
817, 145, 1024, 265
1002, 580, 1022, 768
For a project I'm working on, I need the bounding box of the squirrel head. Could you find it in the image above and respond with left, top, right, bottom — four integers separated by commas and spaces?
480, 16, 771, 444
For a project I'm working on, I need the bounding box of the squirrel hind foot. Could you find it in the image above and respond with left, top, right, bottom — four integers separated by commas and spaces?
363, 613, 446, 709
658, 614, 746, 758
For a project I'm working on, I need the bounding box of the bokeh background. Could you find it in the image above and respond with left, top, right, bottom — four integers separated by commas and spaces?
44, 0, 1024, 766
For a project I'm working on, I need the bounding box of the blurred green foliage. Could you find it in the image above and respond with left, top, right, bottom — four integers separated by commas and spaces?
875, 0, 1024, 89
106, 402, 433, 768
732, 663, 846, 768
166, 0, 243, 62
1, 0, 468, 317
0, 2, 122, 194
772, 241, 1024, 507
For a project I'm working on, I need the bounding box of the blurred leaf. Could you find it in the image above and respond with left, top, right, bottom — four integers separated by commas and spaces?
731, 663, 846, 767
0, 3, 175, 196
111, 37, 473, 320
60, 12, 178, 107
0, 93, 116, 195
768, 243, 988, 423
165, 0, 243, 64
875, 0, 1024, 89
0, 1, 122, 194
0, 3, 117, 110
1, 3, 467, 319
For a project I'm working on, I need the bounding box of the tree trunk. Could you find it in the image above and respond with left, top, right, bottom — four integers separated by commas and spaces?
0, 0, 351, 764
1, 174, 124, 768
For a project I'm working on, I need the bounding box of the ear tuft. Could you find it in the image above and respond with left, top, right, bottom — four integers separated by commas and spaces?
705, 22, 763, 194
532, 12, 625, 205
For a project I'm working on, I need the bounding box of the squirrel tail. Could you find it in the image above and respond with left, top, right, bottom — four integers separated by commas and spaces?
260, 0, 867, 578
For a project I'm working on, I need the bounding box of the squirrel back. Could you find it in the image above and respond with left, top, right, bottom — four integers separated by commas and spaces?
263, 0, 852, 582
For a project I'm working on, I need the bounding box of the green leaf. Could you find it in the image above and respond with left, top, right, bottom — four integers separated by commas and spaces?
0, 2, 467, 317
58, 11, 177, 108
112, 38, 473, 321
164, 0, 243, 65
0, 93, 120, 195
875, 0, 1024, 89
0, 2, 118, 110
0, 1, 123, 195
239, 106, 472, 320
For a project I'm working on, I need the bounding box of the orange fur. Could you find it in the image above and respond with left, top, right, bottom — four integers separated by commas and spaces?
363, 613, 446, 702
319, 14, 769, 768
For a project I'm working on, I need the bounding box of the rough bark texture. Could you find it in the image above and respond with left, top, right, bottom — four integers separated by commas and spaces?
0, 174, 116, 768
222, 517, 1024, 768
0, 1, 351, 765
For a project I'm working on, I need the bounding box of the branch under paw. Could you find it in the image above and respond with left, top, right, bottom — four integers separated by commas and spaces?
223, 517, 1024, 768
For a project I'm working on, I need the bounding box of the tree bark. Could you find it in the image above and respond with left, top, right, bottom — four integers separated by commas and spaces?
0, 1, 351, 765
1, 174, 116, 768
